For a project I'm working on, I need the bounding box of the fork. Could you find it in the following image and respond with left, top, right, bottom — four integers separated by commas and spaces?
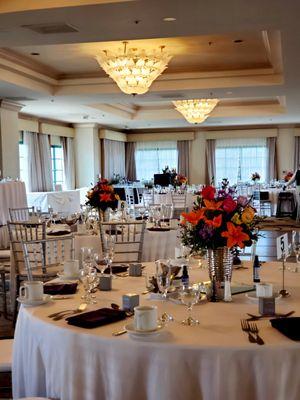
240, 319, 257, 343
248, 322, 265, 345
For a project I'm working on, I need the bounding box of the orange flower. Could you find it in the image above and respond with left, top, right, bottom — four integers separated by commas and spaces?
100, 193, 111, 202
101, 185, 113, 192
204, 214, 222, 228
182, 209, 205, 226
221, 222, 250, 248
203, 199, 223, 210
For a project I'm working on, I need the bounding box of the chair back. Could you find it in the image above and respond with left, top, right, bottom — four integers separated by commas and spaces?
9, 207, 36, 222
99, 221, 145, 263
125, 187, 135, 205
171, 192, 187, 209
22, 236, 75, 281
142, 189, 154, 207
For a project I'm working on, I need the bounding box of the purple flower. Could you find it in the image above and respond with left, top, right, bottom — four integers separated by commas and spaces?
198, 225, 214, 240
237, 195, 248, 207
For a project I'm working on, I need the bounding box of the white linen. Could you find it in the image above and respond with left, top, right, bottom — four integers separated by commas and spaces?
13, 261, 300, 400
27, 190, 81, 213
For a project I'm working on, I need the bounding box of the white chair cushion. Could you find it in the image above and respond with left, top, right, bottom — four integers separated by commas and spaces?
0, 338, 13, 372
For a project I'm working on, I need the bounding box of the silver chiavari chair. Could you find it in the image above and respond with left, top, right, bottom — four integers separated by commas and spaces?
99, 221, 146, 263
125, 187, 135, 206
9, 207, 36, 222
22, 236, 75, 281
171, 191, 188, 218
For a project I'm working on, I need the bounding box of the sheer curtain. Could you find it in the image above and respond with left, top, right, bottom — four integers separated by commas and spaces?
103, 139, 125, 180
206, 139, 216, 185
125, 142, 136, 181
135, 141, 178, 181
294, 136, 300, 169
177, 140, 190, 179
24, 131, 53, 192
266, 137, 278, 182
215, 138, 267, 185
61, 136, 75, 190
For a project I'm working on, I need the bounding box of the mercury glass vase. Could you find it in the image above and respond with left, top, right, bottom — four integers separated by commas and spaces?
207, 247, 233, 300
98, 208, 110, 222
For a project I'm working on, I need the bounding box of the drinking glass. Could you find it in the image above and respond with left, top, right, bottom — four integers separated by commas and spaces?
155, 259, 173, 322
179, 284, 202, 326
103, 236, 116, 277
93, 253, 106, 275
81, 247, 94, 268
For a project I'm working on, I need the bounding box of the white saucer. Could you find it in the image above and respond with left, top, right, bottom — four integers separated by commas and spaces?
125, 323, 164, 338
57, 272, 80, 280
17, 294, 52, 306
245, 292, 282, 303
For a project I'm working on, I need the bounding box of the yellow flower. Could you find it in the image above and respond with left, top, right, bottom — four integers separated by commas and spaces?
115, 194, 120, 201
241, 207, 255, 224
231, 213, 242, 225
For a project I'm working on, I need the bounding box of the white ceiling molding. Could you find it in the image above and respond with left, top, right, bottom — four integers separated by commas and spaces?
205, 128, 278, 140
99, 129, 127, 142
18, 118, 39, 133
40, 123, 74, 137
127, 132, 195, 142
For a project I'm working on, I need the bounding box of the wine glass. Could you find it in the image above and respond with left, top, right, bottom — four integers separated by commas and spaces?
155, 259, 173, 323
179, 283, 202, 326
93, 253, 106, 275
292, 231, 300, 272
103, 236, 115, 277
81, 247, 94, 268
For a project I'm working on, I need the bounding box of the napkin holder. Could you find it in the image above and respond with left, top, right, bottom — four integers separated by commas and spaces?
128, 264, 142, 277
122, 293, 139, 311
99, 275, 112, 291
259, 297, 275, 316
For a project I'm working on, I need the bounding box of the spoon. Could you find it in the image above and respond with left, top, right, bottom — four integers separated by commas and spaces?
112, 329, 127, 336
52, 303, 87, 321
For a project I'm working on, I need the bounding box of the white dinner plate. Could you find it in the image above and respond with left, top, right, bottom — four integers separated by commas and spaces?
245, 292, 282, 303
17, 294, 52, 307
125, 323, 164, 339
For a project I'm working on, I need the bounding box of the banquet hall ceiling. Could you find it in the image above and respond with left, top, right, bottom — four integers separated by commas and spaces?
0, 0, 298, 130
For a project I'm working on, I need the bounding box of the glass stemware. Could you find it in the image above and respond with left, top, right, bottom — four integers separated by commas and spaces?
93, 253, 106, 275
103, 236, 116, 277
179, 283, 202, 326
292, 230, 300, 272
155, 259, 173, 323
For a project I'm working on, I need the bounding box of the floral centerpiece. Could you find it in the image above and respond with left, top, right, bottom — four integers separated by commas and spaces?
86, 178, 120, 218
174, 173, 188, 187
283, 170, 294, 182
251, 172, 261, 182
181, 185, 259, 299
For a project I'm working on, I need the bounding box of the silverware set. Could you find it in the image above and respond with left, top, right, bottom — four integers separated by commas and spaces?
48, 303, 87, 321
240, 319, 265, 345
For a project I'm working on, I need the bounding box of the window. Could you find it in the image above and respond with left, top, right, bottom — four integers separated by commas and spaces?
51, 145, 64, 188
215, 138, 267, 185
135, 141, 178, 181
19, 138, 29, 190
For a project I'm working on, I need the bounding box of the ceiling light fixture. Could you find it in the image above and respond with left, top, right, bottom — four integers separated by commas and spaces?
96, 41, 172, 95
163, 17, 176, 22
173, 99, 219, 124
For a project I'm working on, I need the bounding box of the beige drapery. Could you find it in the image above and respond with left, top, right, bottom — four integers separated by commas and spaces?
125, 142, 136, 181
61, 136, 75, 190
205, 139, 216, 185
267, 137, 278, 182
177, 140, 190, 180
103, 139, 126, 180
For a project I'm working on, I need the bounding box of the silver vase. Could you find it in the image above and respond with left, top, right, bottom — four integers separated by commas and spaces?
207, 247, 233, 300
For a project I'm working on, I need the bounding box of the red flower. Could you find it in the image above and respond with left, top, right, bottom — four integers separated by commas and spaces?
100, 193, 111, 202
201, 186, 216, 200
182, 209, 205, 226
222, 197, 237, 213
203, 199, 223, 210
221, 222, 250, 248
204, 214, 222, 228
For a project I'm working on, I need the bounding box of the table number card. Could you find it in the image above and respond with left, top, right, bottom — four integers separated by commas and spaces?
276, 233, 289, 260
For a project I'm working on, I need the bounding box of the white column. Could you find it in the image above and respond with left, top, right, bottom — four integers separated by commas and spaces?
0, 101, 23, 179
73, 123, 101, 187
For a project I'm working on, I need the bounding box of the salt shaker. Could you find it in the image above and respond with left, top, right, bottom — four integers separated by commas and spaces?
224, 275, 232, 302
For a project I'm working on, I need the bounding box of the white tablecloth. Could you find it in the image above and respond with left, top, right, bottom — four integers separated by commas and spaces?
0, 181, 27, 248
27, 190, 81, 213
13, 261, 300, 400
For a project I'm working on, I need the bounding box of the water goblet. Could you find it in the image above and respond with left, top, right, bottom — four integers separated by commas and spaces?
93, 253, 106, 275
103, 236, 116, 277
179, 284, 202, 326
155, 259, 173, 323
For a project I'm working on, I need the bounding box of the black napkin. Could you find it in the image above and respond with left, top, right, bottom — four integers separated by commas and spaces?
47, 230, 70, 236
135, 216, 148, 221
66, 307, 127, 329
270, 317, 300, 340
104, 265, 128, 274
44, 283, 78, 295
147, 227, 170, 232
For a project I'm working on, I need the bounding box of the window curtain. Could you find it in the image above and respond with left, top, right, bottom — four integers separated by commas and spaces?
266, 137, 278, 182
103, 139, 125, 180
24, 131, 53, 192
177, 140, 190, 180
206, 139, 216, 185
125, 142, 136, 181
294, 136, 300, 169
61, 136, 75, 190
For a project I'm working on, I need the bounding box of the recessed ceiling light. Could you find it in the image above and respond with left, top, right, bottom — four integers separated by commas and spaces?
234, 39, 243, 43
163, 17, 176, 22
30, 52, 40, 56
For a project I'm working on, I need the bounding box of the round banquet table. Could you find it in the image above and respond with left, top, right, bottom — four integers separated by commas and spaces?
13, 261, 300, 400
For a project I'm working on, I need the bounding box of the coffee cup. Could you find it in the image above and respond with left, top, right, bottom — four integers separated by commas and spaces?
19, 281, 44, 301
134, 305, 158, 331
63, 260, 79, 277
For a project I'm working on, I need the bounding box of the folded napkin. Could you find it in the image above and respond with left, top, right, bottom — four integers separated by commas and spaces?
135, 216, 148, 221
270, 317, 300, 340
44, 283, 78, 295
104, 265, 128, 274
147, 227, 170, 232
66, 307, 127, 329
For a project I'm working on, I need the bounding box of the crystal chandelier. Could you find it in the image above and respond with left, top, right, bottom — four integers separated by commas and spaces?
173, 99, 219, 124
96, 42, 172, 95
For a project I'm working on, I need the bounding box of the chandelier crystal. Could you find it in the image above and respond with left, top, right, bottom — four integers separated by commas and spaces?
96, 42, 172, 95
173, 99, 219, 124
